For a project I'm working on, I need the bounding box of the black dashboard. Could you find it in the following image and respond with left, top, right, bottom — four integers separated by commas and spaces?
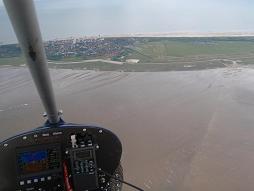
0, 124, 122, 191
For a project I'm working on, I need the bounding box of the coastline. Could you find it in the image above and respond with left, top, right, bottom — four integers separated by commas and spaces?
49, 32, 254, 41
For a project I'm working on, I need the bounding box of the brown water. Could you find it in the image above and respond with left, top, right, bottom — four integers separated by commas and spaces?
1, 66, 254, 191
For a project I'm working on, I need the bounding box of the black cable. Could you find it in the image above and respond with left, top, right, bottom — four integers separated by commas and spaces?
99, 169, 145, 191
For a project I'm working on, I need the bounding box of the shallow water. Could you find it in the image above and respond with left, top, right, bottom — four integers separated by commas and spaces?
1, 66, 254, 191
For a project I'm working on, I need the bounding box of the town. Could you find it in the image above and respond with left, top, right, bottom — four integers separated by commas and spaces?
0, 37, 136, 61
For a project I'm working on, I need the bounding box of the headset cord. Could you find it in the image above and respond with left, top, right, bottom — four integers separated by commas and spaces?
99, 169, 145, 191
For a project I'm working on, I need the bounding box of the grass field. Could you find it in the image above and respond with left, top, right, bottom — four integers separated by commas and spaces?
124, 37, 254, 62
1, 37, 254, 71
0, 56, 26, 66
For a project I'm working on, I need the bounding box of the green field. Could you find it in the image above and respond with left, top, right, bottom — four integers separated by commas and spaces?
1, 37, 254, 71
0, 56, 26, 66
123, 37, 254, 64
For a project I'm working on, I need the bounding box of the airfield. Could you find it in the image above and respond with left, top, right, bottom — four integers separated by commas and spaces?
1, 65, 254, 191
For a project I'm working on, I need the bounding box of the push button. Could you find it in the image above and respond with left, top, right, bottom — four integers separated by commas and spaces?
34, 178, 38, 183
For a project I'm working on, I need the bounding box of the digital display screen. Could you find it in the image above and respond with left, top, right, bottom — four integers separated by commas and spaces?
76, 150, 92, 159
17, 148, 60, 175
18, 150, 49, 174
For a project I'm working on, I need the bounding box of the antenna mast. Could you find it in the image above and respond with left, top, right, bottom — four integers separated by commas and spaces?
4, 0, 59, 124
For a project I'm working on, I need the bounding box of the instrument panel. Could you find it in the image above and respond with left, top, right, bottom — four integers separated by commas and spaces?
0, 124, 122, 191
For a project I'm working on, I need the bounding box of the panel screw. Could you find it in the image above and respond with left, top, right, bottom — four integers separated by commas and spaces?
23, 136, 27, 140
99, 130, 103, 134
43, 112, 47, 118
83, 128, 87, 132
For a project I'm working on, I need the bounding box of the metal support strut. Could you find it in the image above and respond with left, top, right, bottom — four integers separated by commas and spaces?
3, 0, 59, 124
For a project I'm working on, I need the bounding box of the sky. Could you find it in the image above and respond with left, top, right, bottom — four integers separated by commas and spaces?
1, 0, 254, 44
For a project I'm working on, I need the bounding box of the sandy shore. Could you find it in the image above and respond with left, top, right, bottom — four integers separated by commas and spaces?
43, 32, 254, 43
1, 67, 254, 191
52, 59, 123, 65
99, 32, 254, 38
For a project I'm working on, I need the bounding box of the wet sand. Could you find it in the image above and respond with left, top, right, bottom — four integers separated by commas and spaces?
1, 66, 254, 191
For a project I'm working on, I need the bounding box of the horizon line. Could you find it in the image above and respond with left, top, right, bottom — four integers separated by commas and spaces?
2, 31, 254, 45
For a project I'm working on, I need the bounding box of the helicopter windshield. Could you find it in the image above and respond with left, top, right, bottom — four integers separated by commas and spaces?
1, 0, 254, 191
